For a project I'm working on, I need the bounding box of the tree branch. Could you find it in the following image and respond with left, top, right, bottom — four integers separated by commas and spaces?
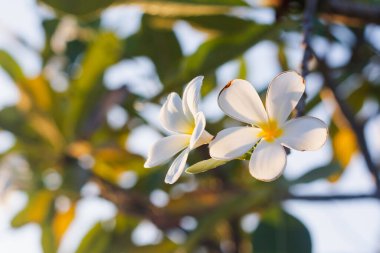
286, 192, 380, 201
295, 0, 318, 117
312, 50, 380, 191
322, 0, 380, 24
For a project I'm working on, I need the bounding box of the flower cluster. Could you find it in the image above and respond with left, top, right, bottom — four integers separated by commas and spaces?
144, 71, 328, 184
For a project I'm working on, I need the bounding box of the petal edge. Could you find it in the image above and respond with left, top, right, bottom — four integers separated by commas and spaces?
218, 79, 267, 125
279, 116, 328, 151
249, 141, 286, 182
209, 126, 261, 160
265, 71, 305, 124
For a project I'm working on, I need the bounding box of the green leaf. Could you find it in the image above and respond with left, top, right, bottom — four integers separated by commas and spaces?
0, 50, 25, 81
136, 0, 247, 5
41, 19, 60, 61
238, 57, 247, 79
122, 239, 177, 253
181, 24, 275, 80
41, 223, 57, 253
252, 209, 312, 253
134, 0, 248, 17
75, 223, 112, 253
39, 0, 117, 16
186, 158, 227, 174
183, 14, 254, 32
0, 107, 40, 143
180, 190, 270, 252
64, 31, 122, 139
291, 161, 342, 185
11, 191, 54, 227
40, 0, 247, 16
123, 15, 182, 83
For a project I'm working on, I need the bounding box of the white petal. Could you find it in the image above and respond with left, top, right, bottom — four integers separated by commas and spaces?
266, 71, 305, 124
218, 79, 267, 125
209, 126, 261, 160
165, 148, 190, 184
193, 130, 213, 150
279, 116, 328, 151
144, 134, 190, 168
249, 141, 286, 182
182, 76, 203, 120
190, 112, 212, 150
160, 93, 193, 134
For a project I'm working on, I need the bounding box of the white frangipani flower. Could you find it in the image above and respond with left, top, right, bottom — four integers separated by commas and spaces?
209, 71, 328, 182
144, 76, 213, 184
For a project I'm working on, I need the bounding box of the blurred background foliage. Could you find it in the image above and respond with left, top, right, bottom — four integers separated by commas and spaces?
0, 0, 380, 252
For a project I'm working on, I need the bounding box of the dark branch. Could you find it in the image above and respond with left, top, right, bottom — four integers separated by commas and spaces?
301, 0, 318, 78
312, 50, 380, 191
286, 192, 380, 201
295, 0, 318, 117
322, 0, 380, 24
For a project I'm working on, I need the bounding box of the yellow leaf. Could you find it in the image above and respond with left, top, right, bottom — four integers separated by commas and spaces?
53, 204, 76, 243
29, 113, 64, 151
136, 2, 231, 17
17, 90, 32, 111
333, 128, 358, 167
27, 191, 54, 223
92, 148, 145, 183
66, 141, 92, 158
24, 76, 52, 111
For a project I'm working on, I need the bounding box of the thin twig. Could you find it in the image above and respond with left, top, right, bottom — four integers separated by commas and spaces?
312, 49, 380, 191
286, 192, 380, 201
295, 0, 318, 117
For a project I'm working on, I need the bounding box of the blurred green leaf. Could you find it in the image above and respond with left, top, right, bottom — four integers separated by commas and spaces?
122, 239, 177, 253
277, 43, 289, 70
75, 222, 112, 253
180, 24, 275, 80
135, 0, 248, 17
137, 0, 247, 5
42, 223, 58, 253
0, 107, 40, 143
291, 161, 341, 185
238, 57, 247, 79
41, 19, 60, 61
64, 31, 122, 138
252, 209, 312, 253
123, 15, 182, 83
180, 190, 270, 252
39, 0, 117, 16
0, 50, 25, 81
40, 0, 248, 17
12, 191, 54, 227
184, 14, 254, 33
186, 158, 227, 174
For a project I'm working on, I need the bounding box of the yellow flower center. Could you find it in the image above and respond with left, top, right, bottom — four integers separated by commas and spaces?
257, 120, 283, 143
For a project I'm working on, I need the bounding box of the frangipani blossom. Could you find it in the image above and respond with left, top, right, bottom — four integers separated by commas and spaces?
209, 71, 328, 182
144, 76, 213, 184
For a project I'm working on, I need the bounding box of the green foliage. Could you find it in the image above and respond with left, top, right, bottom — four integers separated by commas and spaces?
252, 209, 312, 253
123, 15, 183, 83
65, 31, 122, 138
0, 50, 25, 81
40, 0, 117, 16
181, 24, 275, 80
291, 161, 342, 185
75, 223, 112, 253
